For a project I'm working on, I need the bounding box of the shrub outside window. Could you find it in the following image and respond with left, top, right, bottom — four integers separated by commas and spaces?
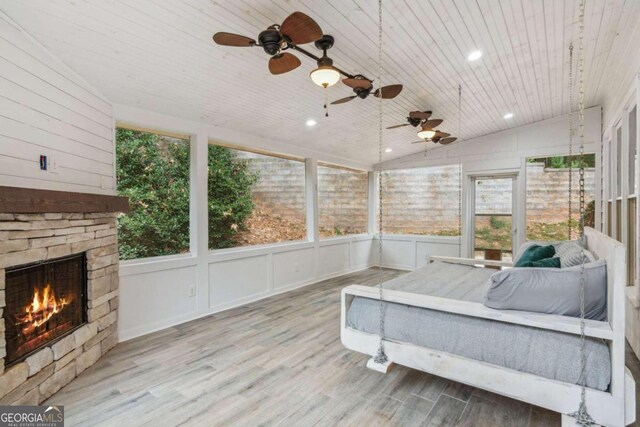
116, 128, 190, 260
208, 146, 306, 249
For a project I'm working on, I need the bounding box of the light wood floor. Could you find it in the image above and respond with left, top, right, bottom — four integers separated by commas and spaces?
47, 268, 640, 426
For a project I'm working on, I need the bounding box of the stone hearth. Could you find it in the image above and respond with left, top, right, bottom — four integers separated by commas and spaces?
0, 187, 127, 405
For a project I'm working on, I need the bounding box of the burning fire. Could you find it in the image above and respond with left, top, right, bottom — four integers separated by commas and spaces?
17, 284, 69, 336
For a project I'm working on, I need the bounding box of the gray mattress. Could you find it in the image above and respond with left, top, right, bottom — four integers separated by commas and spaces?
347, 261, 611, 391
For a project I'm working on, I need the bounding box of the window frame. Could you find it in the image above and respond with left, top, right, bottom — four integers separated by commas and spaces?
206, 142, 309, 252
523, 152, 597, 242
115, 126, 193, 261
317, 161, 369, 240
380, 164, 463, 238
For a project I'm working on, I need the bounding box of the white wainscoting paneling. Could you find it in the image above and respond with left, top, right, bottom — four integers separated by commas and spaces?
119, 263, 198, 341
350, 238, 375, 270
379, 237, 415, 270
378, 235, 462, 270
272, 247, 315, 290
119, 235, 379, 341
318, 242, 350, 279
209, 255, 269, 308
416, 240, 461, 267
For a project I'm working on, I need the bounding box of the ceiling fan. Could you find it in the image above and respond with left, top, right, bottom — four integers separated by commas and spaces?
387, 112, 457, 145
213, 11, 403, 97
212, 12, 324, 75
386, 111, 434, 129
331, 75, 403, 105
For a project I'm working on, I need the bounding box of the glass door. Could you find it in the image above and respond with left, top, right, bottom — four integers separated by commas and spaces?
472, 175, 517, 262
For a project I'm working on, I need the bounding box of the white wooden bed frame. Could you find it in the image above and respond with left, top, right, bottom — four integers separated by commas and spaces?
341, 228, 636, 426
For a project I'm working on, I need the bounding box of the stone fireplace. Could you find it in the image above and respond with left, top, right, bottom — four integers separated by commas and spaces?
0, 186, 128, 405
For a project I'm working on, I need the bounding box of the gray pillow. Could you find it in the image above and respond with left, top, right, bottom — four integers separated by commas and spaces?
555, 242, 596, 267
484, 259, 607, 320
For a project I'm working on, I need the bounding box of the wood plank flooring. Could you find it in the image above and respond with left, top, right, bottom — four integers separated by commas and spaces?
46, 268, 640, 426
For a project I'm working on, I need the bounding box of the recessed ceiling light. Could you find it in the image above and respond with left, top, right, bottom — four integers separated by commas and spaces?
306, 119, 317, 127
467, 50, 482, 61
385, 148, 393, 153
503, 112, 514, 119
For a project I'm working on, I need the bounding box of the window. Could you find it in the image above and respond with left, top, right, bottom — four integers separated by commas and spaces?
317, 163, 368, 238
629, 106, 637, 194
381, 165, 461, 236
116, 128, 190, 260
629, 106, 637, 285
628, 198, 636, 285
616, 126, 622, 197
208, 146, 306, 249
525, 154, 596, 241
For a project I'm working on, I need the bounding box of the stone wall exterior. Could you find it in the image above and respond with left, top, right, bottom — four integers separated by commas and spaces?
524, 164, 596, 223
381, 165, 462, 235
235, 154, 596, 236
0, 213, 119, 405
239, 153, 368, 233
317, 166, 368, 234
241, 154, 306, 224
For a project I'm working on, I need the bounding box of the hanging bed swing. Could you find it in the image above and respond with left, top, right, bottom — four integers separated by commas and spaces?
341, 1, 635, 426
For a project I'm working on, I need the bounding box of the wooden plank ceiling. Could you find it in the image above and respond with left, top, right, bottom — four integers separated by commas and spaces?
1, 0, 639, 167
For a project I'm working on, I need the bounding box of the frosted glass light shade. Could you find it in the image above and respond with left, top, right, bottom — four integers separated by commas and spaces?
417, 129, 436, 139
310, 66, 340, 87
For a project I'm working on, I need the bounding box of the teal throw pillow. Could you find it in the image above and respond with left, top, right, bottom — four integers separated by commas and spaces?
514, 244, 555, 267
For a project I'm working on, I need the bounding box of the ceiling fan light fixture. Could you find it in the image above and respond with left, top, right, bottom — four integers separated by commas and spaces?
417, 129, 436, 139
310, 65, 341, 87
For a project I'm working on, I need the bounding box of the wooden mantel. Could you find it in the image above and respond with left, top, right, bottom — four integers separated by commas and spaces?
0, 186, 129, 213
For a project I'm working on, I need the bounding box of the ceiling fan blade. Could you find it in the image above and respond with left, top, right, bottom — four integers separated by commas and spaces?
409, 111, 432, 120
374, 84, 403, 99
434, 131, 450, 138
386, 123, 410, 129
439, 137, 457, 145
280, 12, 323, 45
421, 119, 443, 130
213, 32, 256, 47
343, 77, 372, 89
410, 140, 426, 144
268, 52, 301, 75
432, 136, 442, 143
331, 96, 357, 105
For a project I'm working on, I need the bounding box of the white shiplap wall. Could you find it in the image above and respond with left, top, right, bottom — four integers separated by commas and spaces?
0, 12, 114, 195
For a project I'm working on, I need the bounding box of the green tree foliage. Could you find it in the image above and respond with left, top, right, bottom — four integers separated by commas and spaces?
207, 145, 258, 249
115, 129, 258, 259
527, 154, 596, 169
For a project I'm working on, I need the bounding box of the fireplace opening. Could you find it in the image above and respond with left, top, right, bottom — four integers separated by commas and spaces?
5, 254, 87, 367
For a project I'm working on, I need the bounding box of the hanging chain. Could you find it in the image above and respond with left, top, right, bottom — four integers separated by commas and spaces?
374, 0, 388, 365
568, 43, 574, 240
458, 84, 463, 257
569, 0, 594, 424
